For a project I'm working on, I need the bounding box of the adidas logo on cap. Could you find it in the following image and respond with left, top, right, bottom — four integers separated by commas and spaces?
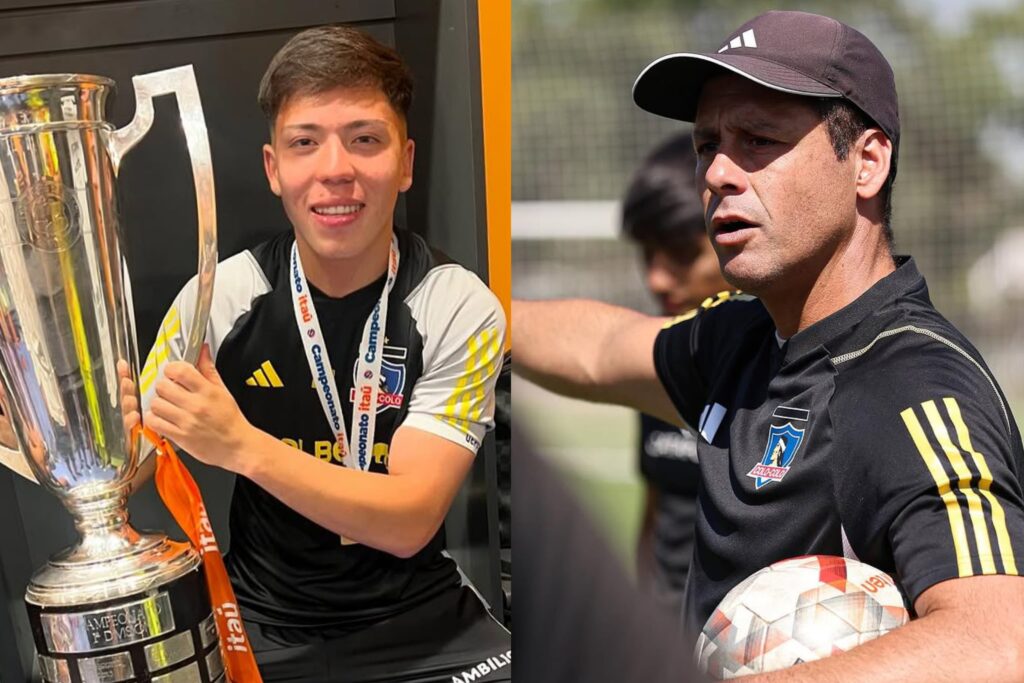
718, 29, 757, 52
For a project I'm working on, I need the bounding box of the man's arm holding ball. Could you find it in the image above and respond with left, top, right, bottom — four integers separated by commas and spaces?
744, 575, 1024, 683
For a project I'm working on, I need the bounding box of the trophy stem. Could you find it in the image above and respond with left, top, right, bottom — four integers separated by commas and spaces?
63, 483, 142, 560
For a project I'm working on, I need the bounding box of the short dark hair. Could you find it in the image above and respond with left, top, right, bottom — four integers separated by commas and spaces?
621, 133, 706, 261
815, 99, 896, 244
258, 25, 413, 129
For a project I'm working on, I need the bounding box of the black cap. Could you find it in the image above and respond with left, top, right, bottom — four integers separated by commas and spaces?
632, 11, 899, 152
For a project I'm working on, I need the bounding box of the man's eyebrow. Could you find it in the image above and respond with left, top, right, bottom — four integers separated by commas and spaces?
693, 117, 791, 141
744, 117, 789, 134
343, 119, 389, 130
281, 119, 389, 132
281, 123, 323, 133
692, 126, 717, 143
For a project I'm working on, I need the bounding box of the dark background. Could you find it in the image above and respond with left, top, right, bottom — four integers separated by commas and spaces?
0, 1, 501, 679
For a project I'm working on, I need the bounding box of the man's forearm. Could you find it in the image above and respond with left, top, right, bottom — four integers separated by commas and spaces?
744, 605, 1021, 683
513, 298, 665, 405
237, 428, 445, 557
514, 299, 606, 397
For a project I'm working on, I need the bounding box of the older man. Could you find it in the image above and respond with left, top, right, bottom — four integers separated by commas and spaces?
515, 10, 1024, 682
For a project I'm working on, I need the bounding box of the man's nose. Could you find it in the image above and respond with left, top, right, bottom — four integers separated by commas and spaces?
703, 150, 747, 199
316, 138, 356, 183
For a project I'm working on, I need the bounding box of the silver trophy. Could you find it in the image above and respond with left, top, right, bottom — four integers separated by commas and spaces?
0, 67, 221, 682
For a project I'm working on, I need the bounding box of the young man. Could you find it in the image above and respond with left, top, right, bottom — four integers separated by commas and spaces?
137, 26, 510, 683
515, 11, 1024, 682
620, 132, 730, 613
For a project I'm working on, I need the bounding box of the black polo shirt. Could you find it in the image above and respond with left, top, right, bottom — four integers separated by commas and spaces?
654, 258, 1024, 638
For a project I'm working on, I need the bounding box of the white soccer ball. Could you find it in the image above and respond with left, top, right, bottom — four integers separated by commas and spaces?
695, 555, 910, 679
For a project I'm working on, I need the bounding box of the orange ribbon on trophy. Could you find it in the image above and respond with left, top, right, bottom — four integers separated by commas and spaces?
137, 426, 264, 683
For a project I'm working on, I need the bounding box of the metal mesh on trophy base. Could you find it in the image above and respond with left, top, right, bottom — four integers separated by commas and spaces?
27, 564, 223, 683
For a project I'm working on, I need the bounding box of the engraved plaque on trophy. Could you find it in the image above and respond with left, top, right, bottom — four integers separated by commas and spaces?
0, 66, 221, 682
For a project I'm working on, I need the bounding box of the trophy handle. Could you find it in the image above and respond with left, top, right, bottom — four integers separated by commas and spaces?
105, 65, 217, 365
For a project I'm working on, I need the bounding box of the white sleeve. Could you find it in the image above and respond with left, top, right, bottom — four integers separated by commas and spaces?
138, 250, 270, 459
137, 281, 192, 461
0, 440, 37, 484
139, 286, 191, 415
402, 265, 507, 454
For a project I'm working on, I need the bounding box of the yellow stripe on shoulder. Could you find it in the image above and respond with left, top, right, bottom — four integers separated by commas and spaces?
139, 307, 182, 393
439, 326, 503, 434
901, 404, 973, 576
944, 397, 1018, 576
922, 400, 996, 573
662, 290, 746, 329
903, 396, 1020, 578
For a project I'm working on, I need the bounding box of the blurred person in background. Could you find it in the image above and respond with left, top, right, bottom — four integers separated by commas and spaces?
621, 132, 730, 613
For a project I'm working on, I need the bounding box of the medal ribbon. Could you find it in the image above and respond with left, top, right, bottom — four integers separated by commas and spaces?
289, 235, 399, 471
138, 426, 263, 683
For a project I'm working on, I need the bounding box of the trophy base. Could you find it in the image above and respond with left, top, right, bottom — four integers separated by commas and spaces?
26, 561, 223, 683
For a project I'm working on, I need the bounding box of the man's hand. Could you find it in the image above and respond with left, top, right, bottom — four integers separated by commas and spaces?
144, 344, 254, 473
118, 359, 140, 435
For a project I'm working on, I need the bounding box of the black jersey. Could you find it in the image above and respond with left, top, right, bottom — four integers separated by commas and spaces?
640, 414, 700, 497
653, 258, 1024, 638
139, 228, 506, 630
638, 414, 699, 611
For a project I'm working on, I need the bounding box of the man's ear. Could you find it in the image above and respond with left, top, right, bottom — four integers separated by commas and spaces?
399, 137, 415, 193
263, 142, 282, 197
855, 129, 892, 201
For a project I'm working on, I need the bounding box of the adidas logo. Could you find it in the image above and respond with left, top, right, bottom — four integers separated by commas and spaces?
718, 29, 757, 52
245, 360, 283, 388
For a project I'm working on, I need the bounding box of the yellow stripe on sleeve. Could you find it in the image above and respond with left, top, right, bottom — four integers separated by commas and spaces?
438, 327, 503, 435
474, 329, 501, 421
461, 328, 491, 422
901, 406, 973, 576
922, 400, 996, 573
469, 328, 501, 422
944, 397, 1018, 575
139, 308, 181, 391
444, 335, 475, 419
663, 308, 698, 329
459, 330, 488, 424
149, 308, 181, 357
140, 342, 175, 394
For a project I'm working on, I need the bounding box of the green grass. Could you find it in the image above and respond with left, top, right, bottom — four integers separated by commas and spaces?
563, 470, 644, 565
